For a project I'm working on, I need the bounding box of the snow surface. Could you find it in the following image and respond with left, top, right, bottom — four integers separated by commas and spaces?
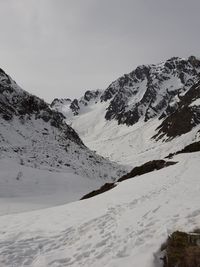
0, 110, 127, 216
1, 57, 200, 266
0, 153, 200, 266
189, 98, 200, 107
65, 101, 200, 166
0, 114, 126, 181
0, 158, 103, 215
0, 67, 126, 184
52, 57, 200, 166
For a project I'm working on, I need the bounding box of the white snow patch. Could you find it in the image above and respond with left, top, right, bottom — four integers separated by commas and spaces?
189, 98, 200, 107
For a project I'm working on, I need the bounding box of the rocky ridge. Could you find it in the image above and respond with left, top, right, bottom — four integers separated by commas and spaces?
51, 56, 200, 128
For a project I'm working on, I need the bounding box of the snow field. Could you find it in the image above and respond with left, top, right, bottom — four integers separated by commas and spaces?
0, 153, 200, 266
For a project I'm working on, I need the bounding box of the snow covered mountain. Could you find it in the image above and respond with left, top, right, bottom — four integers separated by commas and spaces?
1, 57, 200, 267
0, 67, 126, 178
51, 56, 200, 124
0, 67, 126, 213
51, 56, 200, 165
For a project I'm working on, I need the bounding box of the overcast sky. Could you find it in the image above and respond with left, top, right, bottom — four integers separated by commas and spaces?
0, 0, 200, 102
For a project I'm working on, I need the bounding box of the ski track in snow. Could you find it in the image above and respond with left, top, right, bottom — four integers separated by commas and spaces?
0, 153, 200, 266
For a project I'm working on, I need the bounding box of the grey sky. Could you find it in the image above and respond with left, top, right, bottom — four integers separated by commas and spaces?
0, 0, 200, 102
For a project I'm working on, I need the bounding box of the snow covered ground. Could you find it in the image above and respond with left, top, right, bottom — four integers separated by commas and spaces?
0, 158, 103, 215
1, 58, 200, 266
0, 152, 200, 267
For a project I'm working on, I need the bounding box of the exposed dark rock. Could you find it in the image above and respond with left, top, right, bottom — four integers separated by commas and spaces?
100, 86, 116, 102
50, 98, 71, 108
153, 80, 200, 140
81, 183, 116, 200
178, 141, 200, 154
117, 160, 176, 182
166, 141, 200, 159
160, 231, 200, 267
154, 108, 197, 140
83, 90, 100, 102
70, 99, 80, 115
105, 91, 126, 121
81, 160, 176, 200
188, 55, 200, 68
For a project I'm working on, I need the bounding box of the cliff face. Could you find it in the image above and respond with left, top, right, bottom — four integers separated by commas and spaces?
154, 80, 200, 140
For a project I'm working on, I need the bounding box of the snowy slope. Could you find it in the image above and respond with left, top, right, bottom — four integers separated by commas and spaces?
68, 112, 200, 166
51, 56, 200, 165
0, 67, 128, 216
1, 57, 200, 267
0, 158, 104, 215
0, 67, 126, 180
0, 152, 200, 266
0, 114, 126, 180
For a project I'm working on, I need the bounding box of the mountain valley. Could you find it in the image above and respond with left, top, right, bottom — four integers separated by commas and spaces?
1, 56, 200, 266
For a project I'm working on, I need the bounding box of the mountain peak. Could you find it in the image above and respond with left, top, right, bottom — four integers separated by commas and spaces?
52, 56, 200, 126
